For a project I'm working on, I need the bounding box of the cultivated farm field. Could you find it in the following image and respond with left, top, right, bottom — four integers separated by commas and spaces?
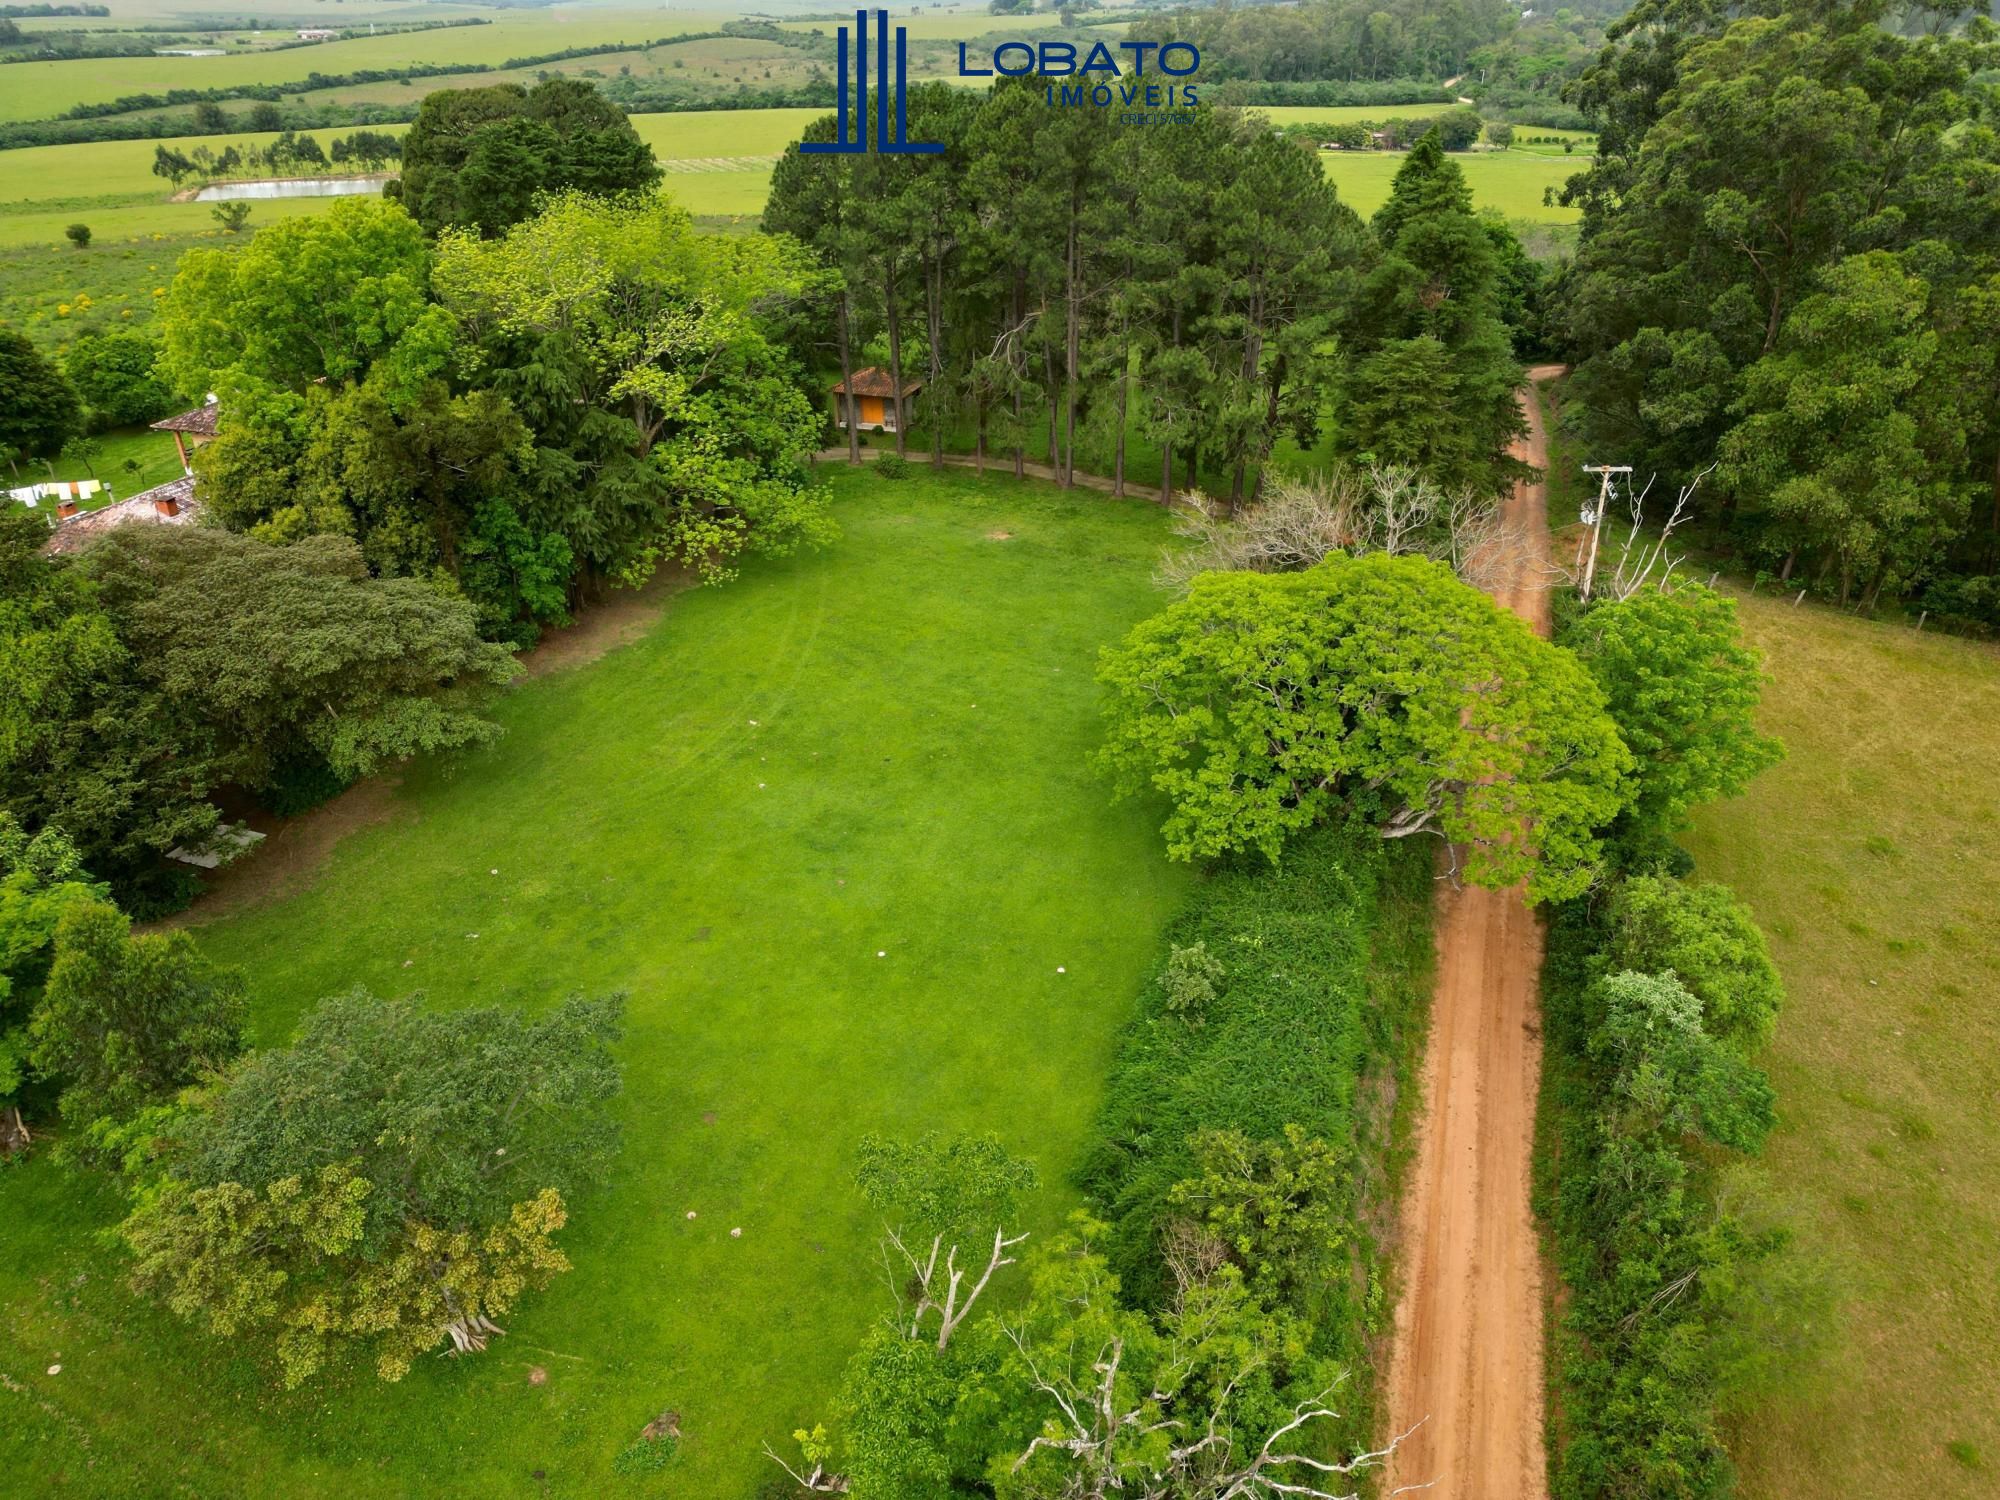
0, 465, 1197, 1497
0, 11, 739, 123
1685, 596, 2000, 1498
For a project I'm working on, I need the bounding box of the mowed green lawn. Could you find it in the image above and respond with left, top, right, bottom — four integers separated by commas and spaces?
1683, 595, 2000, 1497
0, 466, 1194, 1498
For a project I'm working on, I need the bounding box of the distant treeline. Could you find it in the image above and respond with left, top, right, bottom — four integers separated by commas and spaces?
0, 2, 108, 12
1207, 78, 1454, 107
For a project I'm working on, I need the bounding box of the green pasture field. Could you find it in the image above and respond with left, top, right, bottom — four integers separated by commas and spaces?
1320, 147, 1582, 221
1682, 596, 2000, 1500
0, 113, 807, 248
631, 106, 825, 159
0, 464, 1197, 1498
29, 423, 191, 500
1252, 102, 1450, 127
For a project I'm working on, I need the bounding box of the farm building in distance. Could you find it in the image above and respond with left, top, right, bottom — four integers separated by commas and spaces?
296, 27, 337, 40
831, 368, 923, 434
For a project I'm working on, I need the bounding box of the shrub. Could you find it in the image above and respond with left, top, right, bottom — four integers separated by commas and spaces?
64, 223, 90, 249
1603, 875, 1784, 1052
612, 1434, 676, 1475
1159, 940, 1224, 1022
873, 451, 912, 480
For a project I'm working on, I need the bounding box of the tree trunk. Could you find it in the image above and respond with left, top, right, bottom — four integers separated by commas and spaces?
1063, 216, 1079, 489
0, 1105, 29, 1157
885, 269, 907, 460
1044, 336, 1059, 472
975, 392, 986, 475
1011, 271, 1025, 480
925, 250, 945, 471
1113, 344, 1128, 499
837, 289, 860, 466
1778, 547, 1797, 584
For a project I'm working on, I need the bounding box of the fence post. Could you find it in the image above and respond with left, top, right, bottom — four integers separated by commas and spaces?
1794, 589, 1807, 607
1916, 611, 1927, 633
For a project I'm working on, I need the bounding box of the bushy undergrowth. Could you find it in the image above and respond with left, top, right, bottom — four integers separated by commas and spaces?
1537, 865, 1815, 1500
1078, 819, 1434, 1421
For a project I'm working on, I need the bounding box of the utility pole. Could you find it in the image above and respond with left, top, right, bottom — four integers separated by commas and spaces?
1579, 463, 1631, 602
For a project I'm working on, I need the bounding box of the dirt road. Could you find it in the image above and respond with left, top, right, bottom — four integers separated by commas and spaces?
1380, 367, 1565, 1498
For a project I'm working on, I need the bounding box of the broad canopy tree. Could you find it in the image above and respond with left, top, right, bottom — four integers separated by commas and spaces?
1097, 551, 1633, 902
1104, 556, 1632, 900
80, 525, 520, 786
434, 190, 834, 585
390, 77, 662, 239
121, 988, 624, 1386
0, 816, 104, 1150
28, 898, 246, 1159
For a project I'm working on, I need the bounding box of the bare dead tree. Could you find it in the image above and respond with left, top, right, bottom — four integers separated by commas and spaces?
881, 1222, 1029, 1352
1158, 465, 1532, 596
1547, 465, 1714, 603
763, 1441, 851, 1493
1002, 1328, 1429, 1500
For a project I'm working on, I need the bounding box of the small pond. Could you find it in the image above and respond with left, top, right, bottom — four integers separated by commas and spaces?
194, 174, 396, 202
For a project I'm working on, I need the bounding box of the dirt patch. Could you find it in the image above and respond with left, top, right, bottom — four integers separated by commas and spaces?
157, 775, 402, 930
519, 565, 695, 680
1380, 365, 1564, 1497
986, 529, 1014, 541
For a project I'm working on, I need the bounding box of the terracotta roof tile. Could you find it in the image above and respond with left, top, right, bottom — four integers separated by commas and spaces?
829, 366, 923, 398
150, 400, 221, 437
42, 476, 202, 557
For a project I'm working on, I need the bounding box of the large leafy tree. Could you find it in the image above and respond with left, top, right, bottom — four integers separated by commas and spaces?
0, 510, 221, 889
435, 190, 834, 585
392, 78, 662, 238
1559, 581, 1781, 833
1096, 551, 1632, 902
121, 988, 624, 1386
161, 196, 453, 400
0, 816, 104, 1150
62, 330, 175, 431
1553, 5, 2000, 585
28, 898, 245, 1157
1604, 875, 1784, 1053
1720, 250, 1977, 602
0, 330, 80, 463
80, 525, 518, 786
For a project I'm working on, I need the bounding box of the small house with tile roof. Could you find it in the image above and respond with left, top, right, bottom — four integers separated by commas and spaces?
830, 367, 922, 434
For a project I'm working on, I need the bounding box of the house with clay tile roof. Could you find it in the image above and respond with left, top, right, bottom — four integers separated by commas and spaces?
830, 367, 923, 434
41, 476, 202, 557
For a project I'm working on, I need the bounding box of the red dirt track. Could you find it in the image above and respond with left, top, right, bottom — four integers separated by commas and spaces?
1381, 366, 1566, 1499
